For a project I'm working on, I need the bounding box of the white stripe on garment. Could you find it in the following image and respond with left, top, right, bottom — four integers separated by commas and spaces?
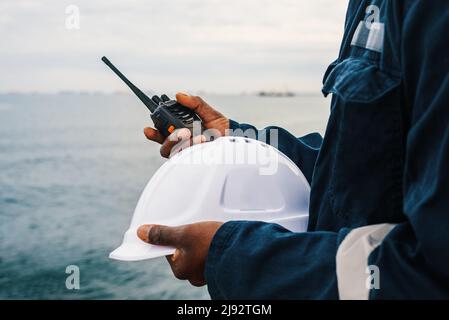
365, 22, 385, 53
336, 223, 396, 300
350, 21, 385, 53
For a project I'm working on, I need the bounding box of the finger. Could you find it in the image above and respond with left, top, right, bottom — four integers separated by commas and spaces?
170, 134, 206, 156
189, 278, 206, 287
165, 250, 189, 280
137, 224, 180, 247
164, 251, 179, 270
160, 128, 191, 158
143, 127, 165, 144
171, 135, 206, 156
166, 249, 181, 264
175, 93, 225, 123
166, 251, 205, 284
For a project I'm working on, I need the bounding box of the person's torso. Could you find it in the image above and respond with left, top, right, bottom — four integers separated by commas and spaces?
309, 0, 411, 231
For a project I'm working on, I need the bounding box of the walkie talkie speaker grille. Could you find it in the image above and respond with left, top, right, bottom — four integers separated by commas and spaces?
110, 137, 310, 261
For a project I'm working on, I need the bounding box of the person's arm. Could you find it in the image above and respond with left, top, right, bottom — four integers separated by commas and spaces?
205, 1, 449, 299
206, 221, 345, 299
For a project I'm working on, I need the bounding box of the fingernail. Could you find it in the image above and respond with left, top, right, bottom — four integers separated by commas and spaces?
192, 135, 206, 145
168, 128, 189, 142
137, 225, 152, 242
178, 92, 189, 97
175, 128, 191, 141
179, 128, 191, 136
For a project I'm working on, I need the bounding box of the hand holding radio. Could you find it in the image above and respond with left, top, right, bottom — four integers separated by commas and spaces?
101, 56, 229, 158
144, 93, 230, 158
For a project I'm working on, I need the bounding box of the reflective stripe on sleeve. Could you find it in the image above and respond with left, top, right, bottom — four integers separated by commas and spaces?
336, 223, 396, 300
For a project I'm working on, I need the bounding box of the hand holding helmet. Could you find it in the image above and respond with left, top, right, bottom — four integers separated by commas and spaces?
137, 222, 223, 287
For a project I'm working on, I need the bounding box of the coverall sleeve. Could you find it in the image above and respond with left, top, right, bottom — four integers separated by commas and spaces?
206, 2, 449, 300
228, 120, 322, 184
206, 221, 352, 299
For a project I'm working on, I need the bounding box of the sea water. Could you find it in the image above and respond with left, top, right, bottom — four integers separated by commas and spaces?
0, 93, 329, 299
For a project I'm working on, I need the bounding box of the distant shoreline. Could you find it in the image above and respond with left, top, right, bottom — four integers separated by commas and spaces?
0, 91, 322, 97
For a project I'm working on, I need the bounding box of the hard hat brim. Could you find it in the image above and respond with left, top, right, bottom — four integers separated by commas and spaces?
109, 242, 176, 261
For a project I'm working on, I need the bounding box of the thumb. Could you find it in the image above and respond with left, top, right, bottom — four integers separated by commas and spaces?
137, 224, 180, 247
175, 93, 224, 123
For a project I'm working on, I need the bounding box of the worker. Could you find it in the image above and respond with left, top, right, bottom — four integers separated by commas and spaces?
137, 0, 449, 299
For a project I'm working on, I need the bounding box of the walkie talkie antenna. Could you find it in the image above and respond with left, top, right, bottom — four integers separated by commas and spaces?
101, 56, 158, 113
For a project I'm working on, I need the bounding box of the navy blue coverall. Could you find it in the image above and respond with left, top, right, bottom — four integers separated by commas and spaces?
205, 0, 449, 299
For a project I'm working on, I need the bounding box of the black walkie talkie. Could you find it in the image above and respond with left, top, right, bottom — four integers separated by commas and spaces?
101, 56, 202, 137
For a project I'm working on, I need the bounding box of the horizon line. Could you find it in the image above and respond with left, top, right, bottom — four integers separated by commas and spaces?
0, 90, 323, 96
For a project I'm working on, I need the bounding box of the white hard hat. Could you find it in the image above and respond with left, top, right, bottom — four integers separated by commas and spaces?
110, 136, 310, 261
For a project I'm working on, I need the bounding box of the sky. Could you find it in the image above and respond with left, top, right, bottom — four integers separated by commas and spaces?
0, 0, 348, 94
